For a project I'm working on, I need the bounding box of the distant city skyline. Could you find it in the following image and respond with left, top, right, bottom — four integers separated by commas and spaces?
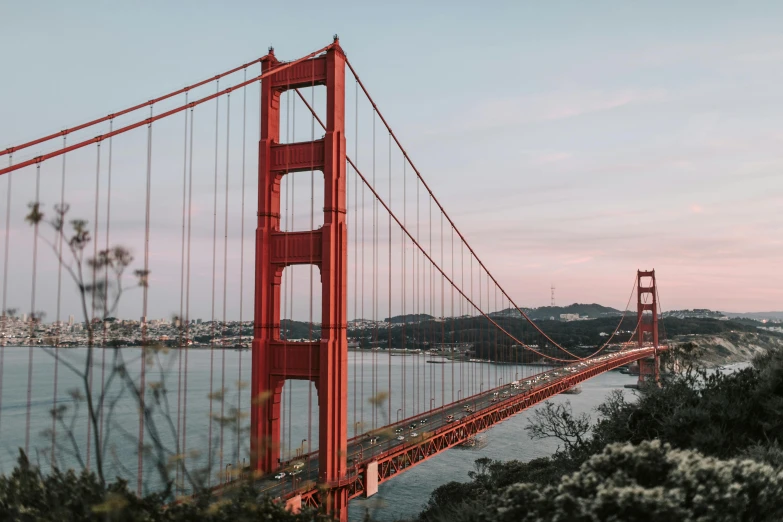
1, 2, 781, 321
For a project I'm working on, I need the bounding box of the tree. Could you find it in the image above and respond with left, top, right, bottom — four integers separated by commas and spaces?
524, 401, 590, 454
21, 201, 245, 495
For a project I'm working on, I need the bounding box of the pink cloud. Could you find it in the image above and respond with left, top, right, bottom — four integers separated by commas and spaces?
565, 256, 593, 265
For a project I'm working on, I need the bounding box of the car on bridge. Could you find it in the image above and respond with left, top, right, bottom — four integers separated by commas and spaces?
274, 472, 286, 480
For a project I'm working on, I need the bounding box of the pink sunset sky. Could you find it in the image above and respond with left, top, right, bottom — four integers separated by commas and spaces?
1, 2, 781, 320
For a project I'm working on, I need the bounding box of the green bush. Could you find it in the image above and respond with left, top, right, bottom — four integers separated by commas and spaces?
495, 440, 783, 522
0, 451, 326, 522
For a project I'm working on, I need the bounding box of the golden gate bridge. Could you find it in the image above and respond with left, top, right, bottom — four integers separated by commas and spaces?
0, 37, 665, 521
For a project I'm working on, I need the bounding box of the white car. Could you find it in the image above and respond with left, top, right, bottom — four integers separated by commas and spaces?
274, 472, 286, 480
396, 435, 404, 441
411, 432, 418, 437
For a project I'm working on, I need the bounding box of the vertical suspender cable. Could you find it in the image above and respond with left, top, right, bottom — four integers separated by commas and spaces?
237, 69, 248, 466
99, 120, 115, 458
86, 142, 101, 471
359, 81, 365, 432
219, 91, 232, 476
286, 89, 294, 461
138, 104, 153, 495
402, 160, 406, 418
416, 175, 420, 414
0, 153, 11, 440
25, 163, 41, 456
52, 140, 66, 466
440, 212, 444, 410
371, 111, 376, 429
352, 84, 358, 437
182, 106, 195, 491
451, 224, 454, 404
428, 196, 433, 408
308, 69, 314, 457
387, 132, 392, 426
470, 254, 474, 397
208, 81, 220, 484
176, 94, 189, 489
280, 91, 289, 461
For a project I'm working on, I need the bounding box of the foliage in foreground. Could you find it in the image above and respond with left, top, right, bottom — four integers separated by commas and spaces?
0, 451, 325, 522
419, 346, 783, 521
493, 440, 783, 522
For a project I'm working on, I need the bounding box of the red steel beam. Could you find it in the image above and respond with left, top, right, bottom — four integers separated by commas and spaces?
1, 57, 266, 158
0, 44, 333, 177
288, 347, 663, 507
343, 58, 600, 361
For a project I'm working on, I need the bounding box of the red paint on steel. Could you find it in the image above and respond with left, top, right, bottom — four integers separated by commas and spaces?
251, 39, 349, 521
0, 45, 331, 177
344, 57, 602, 361
285, 347, 663, 508
637, 270, 660, 385
1, 57, 266, 158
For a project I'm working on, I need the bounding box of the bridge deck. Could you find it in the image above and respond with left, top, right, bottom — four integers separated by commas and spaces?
237, 346, 660, 507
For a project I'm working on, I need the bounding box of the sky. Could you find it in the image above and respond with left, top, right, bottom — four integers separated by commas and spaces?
1, 1, 782, 322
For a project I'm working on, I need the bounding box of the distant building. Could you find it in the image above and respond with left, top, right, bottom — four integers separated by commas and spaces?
560, 313, 580, 322
68, 315, 74, 326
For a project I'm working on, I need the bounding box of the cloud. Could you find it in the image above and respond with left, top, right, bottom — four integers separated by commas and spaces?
453, 88, 667, 134
564, 256, 593, 265
690, 204, 703, 214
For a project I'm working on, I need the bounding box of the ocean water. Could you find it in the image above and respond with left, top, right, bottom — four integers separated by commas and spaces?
0, 346, 640, 518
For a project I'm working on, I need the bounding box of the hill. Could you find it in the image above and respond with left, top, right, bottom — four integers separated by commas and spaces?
723, 311, 783, 321
495, 303, 623, 320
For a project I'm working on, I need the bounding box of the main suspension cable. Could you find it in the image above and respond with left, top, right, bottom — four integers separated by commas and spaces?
344, 59, 589, 361
0, 44, 333, 177
1, 56, 269, 158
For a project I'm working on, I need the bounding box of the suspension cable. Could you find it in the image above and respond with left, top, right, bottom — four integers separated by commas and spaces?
138, 103, 154, 495
237, 67, 248, 466
219, 90, 231, 477
99, 119, 114, 454
0, 44, 333, 177
1, 56, 268, 158
24, 162, 41, 456
295, 87, 644, 363
86, 137, 101, 471
52, 139, 66, 466
182, 104, 196, 492
344, 59, 590, 361
0, 154, 11, 438
208, 80, 220, 485
176, 92, 189, 490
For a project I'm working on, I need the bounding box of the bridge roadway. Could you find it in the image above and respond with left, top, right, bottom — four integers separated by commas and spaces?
244, 346, 660, 507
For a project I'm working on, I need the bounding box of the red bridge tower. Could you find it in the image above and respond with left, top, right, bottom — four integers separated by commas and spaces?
251, 39, 348, 518
637, 269, 660, 385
